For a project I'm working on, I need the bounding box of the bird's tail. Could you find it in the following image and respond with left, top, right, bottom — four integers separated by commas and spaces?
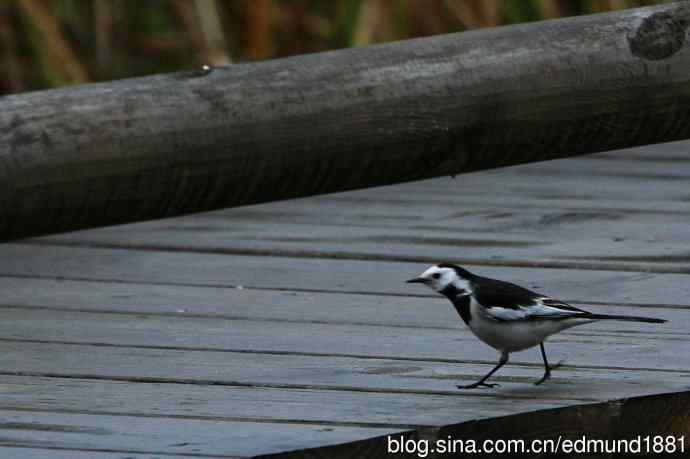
586, 313, 666, 324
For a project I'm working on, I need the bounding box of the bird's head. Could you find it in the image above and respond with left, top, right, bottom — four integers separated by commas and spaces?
406, 263, 475, 296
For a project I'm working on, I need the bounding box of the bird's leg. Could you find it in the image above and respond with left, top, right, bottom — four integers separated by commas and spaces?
534, 342, 563, 385
458, 353, 508, 389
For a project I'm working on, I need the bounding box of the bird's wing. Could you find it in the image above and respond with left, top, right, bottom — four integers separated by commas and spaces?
473, 277, 589, 322
484, 297, 589, 322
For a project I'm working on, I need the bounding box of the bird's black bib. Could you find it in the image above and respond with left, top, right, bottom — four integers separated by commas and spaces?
440, 285, 471, 324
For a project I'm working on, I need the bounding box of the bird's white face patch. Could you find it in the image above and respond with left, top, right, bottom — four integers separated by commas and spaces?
416, 266, 472, 294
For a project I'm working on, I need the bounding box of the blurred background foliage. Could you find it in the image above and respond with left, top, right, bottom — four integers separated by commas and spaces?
0, 0, 672, 95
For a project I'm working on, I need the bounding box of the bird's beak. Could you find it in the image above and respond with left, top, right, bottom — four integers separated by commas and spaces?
406, 277, 426, 284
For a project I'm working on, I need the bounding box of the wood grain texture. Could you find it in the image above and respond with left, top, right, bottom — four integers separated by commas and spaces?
0, 307, 684, 374
31, 145, 690, 274
2, 3, 690, 239
1, 134, 689, 455
0, 408, 395, 458
0, 273, 683, 327
1, 243, 689, 306
0, 374, 575, 428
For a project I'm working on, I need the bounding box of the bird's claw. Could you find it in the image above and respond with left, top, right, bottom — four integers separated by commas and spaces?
549, 359, 566, 371
457, 382, 500, 389
533, 373, 550, 386
534, 359, 566, 385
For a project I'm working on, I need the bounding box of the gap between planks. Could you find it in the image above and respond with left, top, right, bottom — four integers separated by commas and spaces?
21, 240, 690, 274
1, 302, 688, 331
0, 405, 421, 431
18, 240, 690, 275
2, 337, 687, 377
0, 270, 686, 311
0, 368, 601, 403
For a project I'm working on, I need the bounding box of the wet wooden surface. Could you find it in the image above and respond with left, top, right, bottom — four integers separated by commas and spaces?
1, 141, 689, 457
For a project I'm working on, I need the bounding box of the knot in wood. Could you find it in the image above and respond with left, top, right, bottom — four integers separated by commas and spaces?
629, 11, 687, 61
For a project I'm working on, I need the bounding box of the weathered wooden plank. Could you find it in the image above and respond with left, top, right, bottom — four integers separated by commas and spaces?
29, 142, 690, 274
0, 302, 686, 397
0, 307, 682, 372
593, 153, 690, 163
0, 408, 393, 458
0, 374, 569, 428
123, 206, 690, 237
594, 147, 690, 162
0, 137, 686, 458
29, 191, 689, 247
380, 171, 690, 202
213, 179, 690, 212
0, 244, 688, 305
224, 146, 690, 202
0, 277, 682, 330
33, 201, 690, 272
0, 447, 209, 459
3, 384, 686, 459
500, 154, 690, 179
2, 375, 684, 456
35, 217, 690, 273
261, 176, 690, 214
0, 340, 686, 405
253, 185, 690, 214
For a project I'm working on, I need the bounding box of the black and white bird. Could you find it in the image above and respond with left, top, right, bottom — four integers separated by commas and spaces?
407, 263, 666, 389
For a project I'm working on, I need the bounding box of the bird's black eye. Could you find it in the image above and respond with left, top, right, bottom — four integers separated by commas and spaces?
431, 273, 441, 279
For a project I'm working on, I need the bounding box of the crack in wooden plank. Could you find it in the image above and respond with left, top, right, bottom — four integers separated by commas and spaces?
0, 406, 422, 431
0, 303, 684, 336
20, 240, 690, 274
0, 305, 685, 350
0, 370, 600, 402
1, 338, 687, 376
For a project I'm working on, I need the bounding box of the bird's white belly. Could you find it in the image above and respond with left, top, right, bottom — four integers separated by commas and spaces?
467, 300, 587, 353
468, 317, 553, 352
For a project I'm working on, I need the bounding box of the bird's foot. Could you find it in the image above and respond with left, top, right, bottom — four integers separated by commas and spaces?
458, 381, 500, 389
548, 359, 566, 371
533, 371, 551, 386
534, 359, 565, 385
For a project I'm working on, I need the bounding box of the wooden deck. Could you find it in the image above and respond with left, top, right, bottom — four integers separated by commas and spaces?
1, 141, 690, 458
